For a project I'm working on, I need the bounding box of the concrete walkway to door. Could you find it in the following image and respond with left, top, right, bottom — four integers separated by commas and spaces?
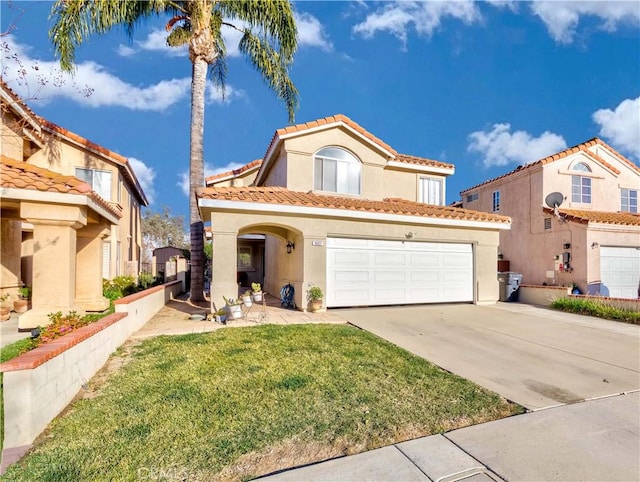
335, 302, 640, 410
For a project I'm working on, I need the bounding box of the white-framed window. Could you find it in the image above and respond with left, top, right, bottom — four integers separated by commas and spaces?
314, 147, 361, 195
75, 167, 112, 201
621, 188, 638, 213
571, 162, 591, 204
237, 246, 252, 269
492, 190, 500, 212
419, 177, 443, 205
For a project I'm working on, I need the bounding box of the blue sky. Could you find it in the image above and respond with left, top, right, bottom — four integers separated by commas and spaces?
2, 1, 639, 222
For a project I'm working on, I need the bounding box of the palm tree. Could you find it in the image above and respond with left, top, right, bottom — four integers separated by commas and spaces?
50, 0, 298, 302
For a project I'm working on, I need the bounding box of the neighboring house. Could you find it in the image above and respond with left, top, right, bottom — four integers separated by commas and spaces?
152, 246, 187, 280
460, 138, 640, 299
0, 81, 148, 328
199, 114, 511, 310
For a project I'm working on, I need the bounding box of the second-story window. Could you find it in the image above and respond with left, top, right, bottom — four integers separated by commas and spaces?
75, 167, 112, 201
492, 190, 500, 212
314, 147, 361, 195
621, 188, 638, 213
420, 177, 443, 205
571, 162, 591, 204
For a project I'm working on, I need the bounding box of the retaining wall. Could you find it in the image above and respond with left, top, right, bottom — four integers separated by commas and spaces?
519, 285, 639, 311
0, 280, 182, 473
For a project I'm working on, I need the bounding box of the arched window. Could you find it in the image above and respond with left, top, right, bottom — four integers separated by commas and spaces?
571, 162, 591, 203
314, 147, 361, 195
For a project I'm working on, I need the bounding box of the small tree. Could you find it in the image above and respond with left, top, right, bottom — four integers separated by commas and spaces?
141, 206, 188, 264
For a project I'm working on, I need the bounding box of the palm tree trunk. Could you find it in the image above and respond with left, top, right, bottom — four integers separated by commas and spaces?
189, 57, 207, 302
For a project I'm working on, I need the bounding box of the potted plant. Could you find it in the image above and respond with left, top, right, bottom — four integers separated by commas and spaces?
214, 308, 227, 324
223, 296, 243, 320
0, 293, 10, 321
241, 290, 253, 307
307, 285, 324, 313
14, 285, 31, 313
251, 282, 263, 302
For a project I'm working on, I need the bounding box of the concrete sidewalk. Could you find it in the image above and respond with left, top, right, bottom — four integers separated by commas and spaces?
131, 293, 346, 339
261, 391, 640, 482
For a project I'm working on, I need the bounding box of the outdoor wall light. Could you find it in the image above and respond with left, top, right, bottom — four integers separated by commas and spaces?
591, 242, 599, 249
286, 241, 295, 254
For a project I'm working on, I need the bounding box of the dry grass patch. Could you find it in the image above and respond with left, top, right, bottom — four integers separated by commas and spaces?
3, 324, 523, 481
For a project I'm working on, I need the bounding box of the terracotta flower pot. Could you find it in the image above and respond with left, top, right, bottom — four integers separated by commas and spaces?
13, 299, 28, 313
1, 306, 11, 321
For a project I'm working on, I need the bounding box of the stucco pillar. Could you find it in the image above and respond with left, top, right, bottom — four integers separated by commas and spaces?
19, 202, 87, 329
75, 223, 110, 312
0, 218, 22, 294
475, 242, 499, 305
300, 235, 327, 312
210, 230, 238, 311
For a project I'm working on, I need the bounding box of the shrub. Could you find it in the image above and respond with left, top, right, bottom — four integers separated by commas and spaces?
103, 279, 122, 301
551, 297, 640, 324
138, 273, 155, 290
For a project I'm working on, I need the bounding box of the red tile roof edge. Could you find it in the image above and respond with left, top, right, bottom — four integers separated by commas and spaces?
394, 154, 455, 170
461, 138, 638, 193
543, 207, 640, 226
0, 157, 122, 220
205, 159, 263, 183
197, 186, 511, 224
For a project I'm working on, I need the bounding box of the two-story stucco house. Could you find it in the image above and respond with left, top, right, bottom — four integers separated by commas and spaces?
199, 114, 511, 310
460, 138, 640, 299
1, 81, 148, 328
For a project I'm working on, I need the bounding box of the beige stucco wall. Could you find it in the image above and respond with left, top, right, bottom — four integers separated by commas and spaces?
1, 110, 25, 161
26, 136, 142, 278
207, 209, 502, 310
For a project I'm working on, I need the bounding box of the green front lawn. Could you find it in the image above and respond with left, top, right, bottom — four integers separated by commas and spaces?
3, 324, 523, 481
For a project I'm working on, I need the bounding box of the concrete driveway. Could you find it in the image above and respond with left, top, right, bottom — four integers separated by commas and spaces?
335, 302, 640, 410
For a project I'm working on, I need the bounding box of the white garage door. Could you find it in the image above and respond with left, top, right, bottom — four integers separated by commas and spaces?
326, 237, 473, 308
600, 246, 640, 299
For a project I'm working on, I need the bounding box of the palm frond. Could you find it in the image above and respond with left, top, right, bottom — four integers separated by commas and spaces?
239, 30, 298, 122
217, 0, 297, 62
49, 0, 168, 71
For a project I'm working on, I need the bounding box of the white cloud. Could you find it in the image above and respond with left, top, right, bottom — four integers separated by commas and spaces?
117, 29, 188, 58
206, 81, 244, 104
530, 1, 640, 44
353, 1, 481, 46
178, 161, 245, 196
3, 35, 191, 111
4, 36, 242, 111
468, 123, 567, 167
128, 157, 156, 204
593, 97, 640, 160
295, 12, 333, 51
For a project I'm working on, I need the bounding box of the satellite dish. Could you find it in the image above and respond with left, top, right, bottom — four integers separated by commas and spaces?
545, 192, 564, 209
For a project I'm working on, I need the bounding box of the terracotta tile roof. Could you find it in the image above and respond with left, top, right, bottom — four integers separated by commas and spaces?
205, 159, 263, 183
0, 79, 40, 122
0, 79, 44, 142
394, 154, 455, 170
198, 186, 510, 225
0, 156, 122, 219
462, 138, 639, 193
267, 114, 397, 158
544, 207, 640, 226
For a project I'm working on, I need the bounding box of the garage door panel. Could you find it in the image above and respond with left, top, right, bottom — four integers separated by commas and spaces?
327, 238, 474, 307
334, 271, 369, 282
374, 252, 406, 265
374, 271, 407, 282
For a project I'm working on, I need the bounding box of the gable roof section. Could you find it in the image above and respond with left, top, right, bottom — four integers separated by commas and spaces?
1, 155, 122, 221
0, 79, 44, 143
197, 186, 510, 228
544, 207, 640, 226
205, 159, 263, 184
255, 114, 453, 185
462, 138, 640, 193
